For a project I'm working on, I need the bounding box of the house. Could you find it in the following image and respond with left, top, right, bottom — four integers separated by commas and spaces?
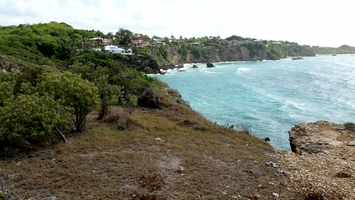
104, 45, 124, 54
103, 38, 112, 45
89, 37, 113, 46
131, 34, 150, 48
89, 37, 104, 47
152, 38, 166, 46
271, 41, 282, 45
104, 45, 133, 55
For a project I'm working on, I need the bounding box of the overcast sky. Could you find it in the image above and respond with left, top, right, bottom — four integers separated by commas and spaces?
0, 0, 354, 47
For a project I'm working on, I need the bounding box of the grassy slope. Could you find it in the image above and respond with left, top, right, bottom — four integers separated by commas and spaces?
0, 89, 301, 200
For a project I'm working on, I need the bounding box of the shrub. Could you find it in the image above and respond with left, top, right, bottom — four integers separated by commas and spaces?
40, 71, 99, 132
0, 94, 71, 151
0, 73, 15, 106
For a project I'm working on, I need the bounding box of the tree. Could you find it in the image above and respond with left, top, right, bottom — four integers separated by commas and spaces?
93, 68, 113, 120
115, 28, 133, 46
0, 94, 70, 151
40, 71, 98, 132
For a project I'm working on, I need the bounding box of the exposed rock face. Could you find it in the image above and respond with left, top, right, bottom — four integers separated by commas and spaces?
289, 121, 355, 155
281, 121, 355, 199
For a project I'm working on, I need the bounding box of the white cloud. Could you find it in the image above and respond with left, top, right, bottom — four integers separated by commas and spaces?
0, 0, 354, 47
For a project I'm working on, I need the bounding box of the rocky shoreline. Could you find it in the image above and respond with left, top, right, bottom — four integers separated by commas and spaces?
280, 121, 355, 199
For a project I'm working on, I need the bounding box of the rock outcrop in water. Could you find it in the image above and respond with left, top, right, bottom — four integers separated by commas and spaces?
279, 121, 355, 199
206, 62, 215, 68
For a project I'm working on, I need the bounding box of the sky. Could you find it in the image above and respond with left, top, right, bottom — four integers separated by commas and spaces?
0, 0, 354, 47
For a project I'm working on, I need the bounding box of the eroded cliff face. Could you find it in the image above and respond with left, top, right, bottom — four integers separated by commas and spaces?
149, 42, 316, 67
163, 45, 273, 65
280, 121, 355, 200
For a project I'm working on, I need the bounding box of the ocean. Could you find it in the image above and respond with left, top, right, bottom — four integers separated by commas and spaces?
156, 55, 355, 150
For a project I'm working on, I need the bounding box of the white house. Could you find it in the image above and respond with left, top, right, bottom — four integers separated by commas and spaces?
104, 45, 133, 55
104, 45, 124, 54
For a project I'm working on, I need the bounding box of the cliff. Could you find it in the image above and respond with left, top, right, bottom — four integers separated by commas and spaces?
140, 38, 316, 67
280, 121, 355, 200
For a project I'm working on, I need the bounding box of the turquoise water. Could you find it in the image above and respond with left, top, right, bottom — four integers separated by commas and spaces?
157, 55, 355, 150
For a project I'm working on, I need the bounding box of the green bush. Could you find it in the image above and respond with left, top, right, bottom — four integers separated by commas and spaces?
0, 73, 15, 106
0, 94, 70, 150
40, 71, 99, 132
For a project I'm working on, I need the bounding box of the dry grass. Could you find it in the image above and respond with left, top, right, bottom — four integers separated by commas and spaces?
0, 95, 301, 199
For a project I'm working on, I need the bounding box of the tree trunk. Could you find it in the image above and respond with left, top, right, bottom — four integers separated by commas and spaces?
97, 88, 109, 120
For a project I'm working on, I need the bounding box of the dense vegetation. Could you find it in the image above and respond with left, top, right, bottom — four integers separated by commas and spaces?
0, 66, 99, 153
0, 22, 161, 155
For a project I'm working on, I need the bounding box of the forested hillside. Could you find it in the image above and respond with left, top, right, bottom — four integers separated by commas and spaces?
0, 22, 162, 155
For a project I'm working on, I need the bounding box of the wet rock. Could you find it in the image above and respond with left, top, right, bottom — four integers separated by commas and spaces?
192, 64, 198, 68
206, 62, 215, 68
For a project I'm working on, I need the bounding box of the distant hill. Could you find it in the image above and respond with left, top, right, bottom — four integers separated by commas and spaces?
312, 45, 355, 55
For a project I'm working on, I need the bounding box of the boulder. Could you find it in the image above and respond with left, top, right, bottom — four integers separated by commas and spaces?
192, 65, 198, 68
103, 107, 132, 130
138, 88, 161, 109
206, 62, 215, 68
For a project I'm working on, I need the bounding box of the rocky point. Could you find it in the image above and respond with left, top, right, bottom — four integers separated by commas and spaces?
280, 121, 355, 200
